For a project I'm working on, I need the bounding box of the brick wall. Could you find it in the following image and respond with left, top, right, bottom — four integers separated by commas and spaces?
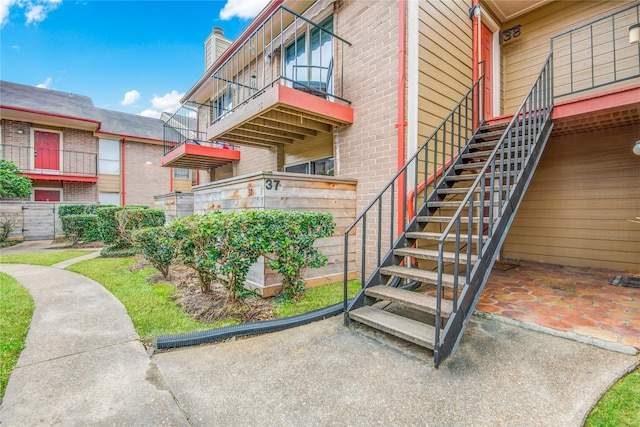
334, 0, 400, 211
123, 141, 171, 206
62, 181, 97, 202
234, 144, 278, 176
62, 127, 97, 175
2, 120, 32, 170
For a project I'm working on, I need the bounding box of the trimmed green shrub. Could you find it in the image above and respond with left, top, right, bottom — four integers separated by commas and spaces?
259, 210, 335, 299
132, 226, 176, 278
100, 247, 140, 258
96, 206, 125, 244
168, 210, 335, 301
115, 208, 165, 248
58, 204, 88, 218
60, 214, 99, 244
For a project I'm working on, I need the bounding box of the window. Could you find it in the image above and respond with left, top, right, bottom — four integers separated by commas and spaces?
99, 139, 120, 175
99, 192, 121, 206
285, 157, 334, 176
174, 168, 191, 179
284, 15, 333, 94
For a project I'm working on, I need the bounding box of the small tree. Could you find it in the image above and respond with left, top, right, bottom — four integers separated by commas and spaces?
0, 159, 32, 198
132, 227, 176, 278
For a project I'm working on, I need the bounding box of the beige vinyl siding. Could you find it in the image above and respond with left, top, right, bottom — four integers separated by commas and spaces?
284, 132, 333, 166
502, 124, 640, 272
416, 1, 472, 184
174, 179, 192, 193
418, 0, 472, 137
98, 174, 120, 192
500, 0, 636, 114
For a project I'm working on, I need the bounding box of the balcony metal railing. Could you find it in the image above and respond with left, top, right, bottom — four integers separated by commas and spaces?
162, 102, 237, 155
208, 5, 351, 125
550, 3, 640, 98
1, 145, 97, 176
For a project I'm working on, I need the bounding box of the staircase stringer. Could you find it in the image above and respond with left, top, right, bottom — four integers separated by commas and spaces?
435, 118, 554, 366
434, 53, 555, 367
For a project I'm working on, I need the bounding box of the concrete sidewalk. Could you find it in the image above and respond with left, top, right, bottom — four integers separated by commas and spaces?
0, 254, 638, 426
0, 264, 189, 426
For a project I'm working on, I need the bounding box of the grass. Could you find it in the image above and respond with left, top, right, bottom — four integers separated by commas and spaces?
0, 250, 95, 266
0, 272, 34, 401
274, 280, 361, 318
66, 257, 232, 341
585, 367, 640, 427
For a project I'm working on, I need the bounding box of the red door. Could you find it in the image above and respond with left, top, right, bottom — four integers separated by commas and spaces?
481, 23, 493, 120
34, 189, 61, 202
34, 131, 60, 170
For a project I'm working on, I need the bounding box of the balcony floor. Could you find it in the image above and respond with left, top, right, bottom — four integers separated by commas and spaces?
207, 84, 354, 148
160, 142, 241, 169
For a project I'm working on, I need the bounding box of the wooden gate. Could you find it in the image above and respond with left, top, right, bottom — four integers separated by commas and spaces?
0, 202, 66, 241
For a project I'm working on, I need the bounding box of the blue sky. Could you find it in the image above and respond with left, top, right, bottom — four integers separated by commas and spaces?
0, 0, 270, 118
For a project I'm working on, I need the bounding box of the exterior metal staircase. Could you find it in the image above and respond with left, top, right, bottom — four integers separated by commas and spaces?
343, 55, 555, 367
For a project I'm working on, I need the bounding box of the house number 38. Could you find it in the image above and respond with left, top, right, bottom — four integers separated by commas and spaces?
501, 25, 521, 43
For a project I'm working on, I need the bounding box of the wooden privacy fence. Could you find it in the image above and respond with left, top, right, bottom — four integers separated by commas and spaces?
0, 202, 89, 241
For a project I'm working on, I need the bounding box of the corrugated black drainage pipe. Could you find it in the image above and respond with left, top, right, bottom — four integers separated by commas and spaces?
155, 300, 349, 349
155, 281, 420, 350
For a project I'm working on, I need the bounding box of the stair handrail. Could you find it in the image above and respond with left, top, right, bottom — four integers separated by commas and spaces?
433, 52, 554, 365
344, 76, 484, 313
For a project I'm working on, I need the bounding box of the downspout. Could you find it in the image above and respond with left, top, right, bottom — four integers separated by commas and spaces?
396, 0, 407, 236
471, 0, 480, 126
120, 138, 126, 206
170, 168, 174, 192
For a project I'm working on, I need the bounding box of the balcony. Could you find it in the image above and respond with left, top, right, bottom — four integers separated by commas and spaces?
161, 104, 241, 169
549, 3, 640, 134
205, 5, 354, 147
1, 144, 97, 182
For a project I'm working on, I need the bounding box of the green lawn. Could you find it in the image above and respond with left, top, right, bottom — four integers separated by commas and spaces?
585, 367, 640, 427
274, 280, 360, 318
0, 272, 34, 401
0, 250, 95, 266
66, 257, 230, 341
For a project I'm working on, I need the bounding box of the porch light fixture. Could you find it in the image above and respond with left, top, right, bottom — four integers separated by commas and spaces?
17, 128, 24, 134
633, 140, 640, 156
630, 23, 640, 44
145, 161, 152, 165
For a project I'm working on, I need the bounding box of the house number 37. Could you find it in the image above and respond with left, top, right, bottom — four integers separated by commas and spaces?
265, 179, 280, 190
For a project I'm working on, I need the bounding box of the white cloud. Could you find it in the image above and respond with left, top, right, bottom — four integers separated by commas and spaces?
140, 109, 161, 119
150, 90, 183, 111
138, 90, 184, 118
0, 0, 19, 27
0, 0, 61, 28
121, 89, 141, 106
219, 0, 270, 20
36, 77, 52, 88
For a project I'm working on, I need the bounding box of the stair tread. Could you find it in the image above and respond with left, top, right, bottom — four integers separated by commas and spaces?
416, 215, 490, 223
437, 186, 503, 194
406, 231, 486, 243
365, 285, 453, 316
462, 146, 529, 159
427, 200, 500, 208
348, 306, 437, 349
394, 247, 477, 263
380, 265, 456, 287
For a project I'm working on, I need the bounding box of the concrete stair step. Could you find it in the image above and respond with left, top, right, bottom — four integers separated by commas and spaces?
365, 285, 453, 317
348, 306, 437, 350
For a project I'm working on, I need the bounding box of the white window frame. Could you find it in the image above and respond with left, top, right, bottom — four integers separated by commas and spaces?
99, 138, 121, 175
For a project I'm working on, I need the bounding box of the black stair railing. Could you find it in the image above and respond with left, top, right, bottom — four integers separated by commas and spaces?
433, 53, 555, 366
343, 76, 484, 315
